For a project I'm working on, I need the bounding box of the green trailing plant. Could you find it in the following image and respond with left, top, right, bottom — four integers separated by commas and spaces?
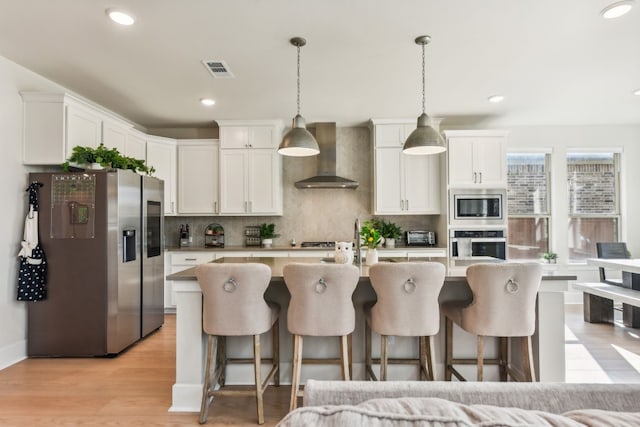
259, 223, 280, 239
543, 252, 558, 262
62, 143, 155, 175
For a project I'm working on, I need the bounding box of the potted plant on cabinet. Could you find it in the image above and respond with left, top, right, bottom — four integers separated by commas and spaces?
62, 144, 155, 175
259, 223, 280, 248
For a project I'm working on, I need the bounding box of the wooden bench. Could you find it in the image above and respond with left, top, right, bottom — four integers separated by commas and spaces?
573, 282, 640, 327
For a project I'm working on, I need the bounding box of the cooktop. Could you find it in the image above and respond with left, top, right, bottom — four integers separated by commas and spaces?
300, 241, 336, 248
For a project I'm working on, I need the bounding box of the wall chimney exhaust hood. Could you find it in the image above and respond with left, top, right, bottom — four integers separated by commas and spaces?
294, 122, 359, 189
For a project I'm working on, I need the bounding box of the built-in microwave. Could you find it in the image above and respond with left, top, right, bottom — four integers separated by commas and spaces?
450, 190, 505, 226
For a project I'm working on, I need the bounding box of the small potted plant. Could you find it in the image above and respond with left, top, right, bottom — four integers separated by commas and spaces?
377, 218, 402, 248
543, 252, 558, 264
259, 223, 280, 248
360, 220, 383, 265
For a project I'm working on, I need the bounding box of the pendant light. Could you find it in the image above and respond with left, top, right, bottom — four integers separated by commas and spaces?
403, 35, 446, 155
278, 37, 320, 157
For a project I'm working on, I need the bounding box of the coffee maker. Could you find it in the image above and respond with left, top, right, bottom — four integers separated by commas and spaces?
179, 224, 190, 247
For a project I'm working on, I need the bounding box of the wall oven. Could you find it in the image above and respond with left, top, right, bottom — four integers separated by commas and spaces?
450, 190, 505, 226
450, 229, 507, 260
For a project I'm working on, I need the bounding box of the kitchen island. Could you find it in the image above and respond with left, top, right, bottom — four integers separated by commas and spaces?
167, 257, 574, 412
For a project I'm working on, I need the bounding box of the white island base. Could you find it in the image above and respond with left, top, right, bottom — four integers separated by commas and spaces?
168, 259, 571, 412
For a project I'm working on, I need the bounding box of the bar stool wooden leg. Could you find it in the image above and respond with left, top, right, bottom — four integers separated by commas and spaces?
199, 334, 217, 424
272, 318, 280, 387
216, 336, 227, 386
380, 335, 388, 381
522, 336, 535, 381
425, 336, 435, 381
365, 320, 373, 380
477, 336, 484, 382
290, 334, 303, 411
253, 335, 265, 424
347, 333, 353, 380
445, 317, 453, 381
499, 337, 508, 381
418, 336, 426, 380
340, 335, 350, 381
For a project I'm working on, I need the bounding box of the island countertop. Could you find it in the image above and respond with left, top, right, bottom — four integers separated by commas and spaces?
166, 256, 576, 284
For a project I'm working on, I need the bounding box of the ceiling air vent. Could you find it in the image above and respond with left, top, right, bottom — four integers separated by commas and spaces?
201, 60, 234, 78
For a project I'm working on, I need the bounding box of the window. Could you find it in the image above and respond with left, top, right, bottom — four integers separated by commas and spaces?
567, 152, 620, 261
507, 152, 550, 260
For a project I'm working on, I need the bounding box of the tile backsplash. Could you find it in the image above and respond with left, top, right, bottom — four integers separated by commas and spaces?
165, 126, 441, 248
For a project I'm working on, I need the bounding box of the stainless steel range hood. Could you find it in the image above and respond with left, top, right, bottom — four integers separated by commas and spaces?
294, 122, 359, 189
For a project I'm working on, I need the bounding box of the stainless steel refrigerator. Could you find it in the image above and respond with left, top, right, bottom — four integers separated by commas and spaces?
27, 169, 164, 356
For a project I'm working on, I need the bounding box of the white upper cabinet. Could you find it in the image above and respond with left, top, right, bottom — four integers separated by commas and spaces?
146, 135, 177, 215
102, 119, 129, 153
21, 92, 134, 165
177, 140, 219, 215
444, 130, 508, 188
217, 120, 283, 215
371, 121, 441, 215
125, 129, 147, 161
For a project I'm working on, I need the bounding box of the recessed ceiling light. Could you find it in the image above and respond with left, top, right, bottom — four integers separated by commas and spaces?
200, 98, 216, 106
488, 95, 505, 103
600, 0, 634, 19
106, 8, 135, 26
633, 88, 640, 96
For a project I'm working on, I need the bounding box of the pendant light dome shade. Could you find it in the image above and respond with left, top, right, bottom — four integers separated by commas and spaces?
278, 37, 319, 157
403, 35, 446, 155
279, 114, 320, 156
403, 113, 446, 155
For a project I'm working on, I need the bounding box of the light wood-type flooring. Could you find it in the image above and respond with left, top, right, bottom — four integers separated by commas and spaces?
1, 304, 639, 426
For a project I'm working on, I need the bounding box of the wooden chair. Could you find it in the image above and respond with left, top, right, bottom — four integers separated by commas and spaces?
195, 263, 280, 425
283, 263, 359, 411
442, 263, 542, 382
365, 262, 445, 381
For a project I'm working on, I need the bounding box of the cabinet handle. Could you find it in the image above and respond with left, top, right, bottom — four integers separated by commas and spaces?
400, 200, 404, 210
473, 172, 477, 183
249, 201, 252, 212
214, 201, 217, 213
185, 258, 196, 261
244, 201, 247, 212
479, 172, 482, 183
406, 199, 409, 211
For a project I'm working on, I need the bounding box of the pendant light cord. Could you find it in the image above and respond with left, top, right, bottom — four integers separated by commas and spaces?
421, 42, 426, 115
296, 44, 301, 116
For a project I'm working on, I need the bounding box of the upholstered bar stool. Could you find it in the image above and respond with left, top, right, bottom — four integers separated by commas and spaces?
365, 262, 445, 381
283, 263, 360, 411
442, 263, 542, 382
195, 263, 280, 425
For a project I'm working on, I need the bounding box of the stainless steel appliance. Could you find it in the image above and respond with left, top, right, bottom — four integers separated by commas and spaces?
450, 190, 505, 226
27, 170, 164, 356
300, 241, 336, 248
449, 229, 507, 260
406, 230, 436, 246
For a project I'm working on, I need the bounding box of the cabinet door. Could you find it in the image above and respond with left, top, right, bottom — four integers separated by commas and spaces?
178, 143, 219, 214
404, 153, 441, 214
66, 104, 102, 158
249, 126, 276, 149
374, 124, 404, 148
374, 147, 403, 214
219, 149, 248, 214
474, 137, 506, 187
102, 120, 128, 153
146, 138, 177, 215
219, 126, 248, 149
447, 138, 476, 187
248, 149, 282, 214
126, 131, 147, 161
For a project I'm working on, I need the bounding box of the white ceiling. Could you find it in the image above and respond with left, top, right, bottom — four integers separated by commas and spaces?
0, 0, 639, 129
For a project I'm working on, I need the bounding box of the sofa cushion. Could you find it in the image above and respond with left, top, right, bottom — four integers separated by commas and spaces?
563, 409, 640, 427
277, 397, 589, 426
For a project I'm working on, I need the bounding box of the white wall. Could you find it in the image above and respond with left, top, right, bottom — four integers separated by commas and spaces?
0, 56, 65, 369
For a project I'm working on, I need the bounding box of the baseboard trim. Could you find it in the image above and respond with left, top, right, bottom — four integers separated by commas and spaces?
0, 339, 27, 371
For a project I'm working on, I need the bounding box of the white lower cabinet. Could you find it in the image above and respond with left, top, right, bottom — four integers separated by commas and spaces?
166, 252, 217, 309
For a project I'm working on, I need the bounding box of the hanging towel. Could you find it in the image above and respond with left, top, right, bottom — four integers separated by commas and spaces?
17, 182, 47, 301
